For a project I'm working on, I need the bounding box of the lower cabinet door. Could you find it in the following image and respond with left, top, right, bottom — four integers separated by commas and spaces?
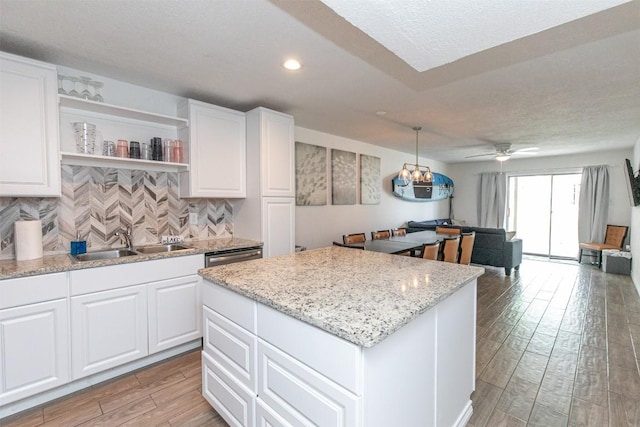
202, 351, 255, 427
71, 285, 147, 379
257, 340, 360, 426
148, 275, 202, 354
0, 299, 69, 405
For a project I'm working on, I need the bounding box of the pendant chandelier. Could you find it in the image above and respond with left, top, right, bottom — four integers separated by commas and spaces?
398, 126, 432, 185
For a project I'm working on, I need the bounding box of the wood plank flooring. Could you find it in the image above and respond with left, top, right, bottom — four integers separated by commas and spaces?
471, 258, 640, 427
2, 257, 639, 426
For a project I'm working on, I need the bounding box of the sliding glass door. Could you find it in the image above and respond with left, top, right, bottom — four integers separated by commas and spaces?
507, 173, 581, 258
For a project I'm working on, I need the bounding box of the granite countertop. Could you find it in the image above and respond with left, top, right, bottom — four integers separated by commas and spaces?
199, 246, 484, 348
0, 236, 262, 280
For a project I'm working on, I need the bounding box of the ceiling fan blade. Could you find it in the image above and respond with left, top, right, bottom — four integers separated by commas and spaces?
512, 147, 539, 154
464, 152, 495, 158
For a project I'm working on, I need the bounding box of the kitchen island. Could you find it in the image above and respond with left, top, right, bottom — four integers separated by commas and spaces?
199, 246, 484, 427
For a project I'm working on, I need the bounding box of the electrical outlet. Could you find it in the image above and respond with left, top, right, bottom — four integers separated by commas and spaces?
189, 212, 198, 225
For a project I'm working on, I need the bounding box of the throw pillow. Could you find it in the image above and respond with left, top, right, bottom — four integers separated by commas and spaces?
505, 231, 516, 241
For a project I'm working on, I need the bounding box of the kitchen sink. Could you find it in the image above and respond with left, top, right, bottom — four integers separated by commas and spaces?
135, 243, 192, 254
72, 248, 140, 262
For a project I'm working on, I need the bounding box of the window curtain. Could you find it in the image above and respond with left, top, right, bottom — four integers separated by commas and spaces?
477, 172, 507, 228
578, 165, 609, 243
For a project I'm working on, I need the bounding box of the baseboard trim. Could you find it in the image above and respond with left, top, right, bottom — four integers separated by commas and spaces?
454, 400, 473, 427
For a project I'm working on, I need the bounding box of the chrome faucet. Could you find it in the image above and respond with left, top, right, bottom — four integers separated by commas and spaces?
115, 226, 133, 250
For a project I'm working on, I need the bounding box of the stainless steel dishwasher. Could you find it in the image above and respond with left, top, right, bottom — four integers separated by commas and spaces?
204, 246, 263, 267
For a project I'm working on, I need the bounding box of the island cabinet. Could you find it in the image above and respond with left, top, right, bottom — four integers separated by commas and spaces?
0, 52, 60, 197
69, 255, 202, 379
202, 275, 477, 427
178, 99, 246, 198
0, 273, 69, 406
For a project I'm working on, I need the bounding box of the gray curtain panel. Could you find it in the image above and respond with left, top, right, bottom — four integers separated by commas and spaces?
477, 172, 507, 228
578, 165, 609, 243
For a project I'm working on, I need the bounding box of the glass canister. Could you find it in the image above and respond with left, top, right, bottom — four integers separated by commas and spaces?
172, 139, 184, 163
72, 122, 97, 154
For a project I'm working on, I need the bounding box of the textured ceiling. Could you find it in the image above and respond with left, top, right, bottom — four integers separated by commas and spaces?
0, 0, 638, 163
318, 0, 631, 72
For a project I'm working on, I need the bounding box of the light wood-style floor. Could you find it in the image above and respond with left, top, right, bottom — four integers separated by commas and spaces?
2, 258, 639, 426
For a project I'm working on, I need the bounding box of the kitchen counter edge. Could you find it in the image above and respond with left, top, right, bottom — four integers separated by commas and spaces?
0, 237, 263, 280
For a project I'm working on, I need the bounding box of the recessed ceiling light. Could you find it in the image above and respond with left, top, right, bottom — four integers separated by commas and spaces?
283, 59, 301, 71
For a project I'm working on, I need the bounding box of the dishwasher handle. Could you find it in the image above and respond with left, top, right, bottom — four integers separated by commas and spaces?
205, 249, 263, 267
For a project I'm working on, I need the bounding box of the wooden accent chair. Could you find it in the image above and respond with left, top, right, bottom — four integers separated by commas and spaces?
421, 242, 440, 261
371, 230, 391, 240
458, 232, 476, 265
579, 225, 628, 267
392, 228, 407, 237
441, 236, 461, 263
343, 233, 366, 245
435, 226, 461, 235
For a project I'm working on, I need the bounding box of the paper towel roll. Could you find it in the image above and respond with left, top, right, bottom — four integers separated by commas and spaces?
14, 220, 43, 261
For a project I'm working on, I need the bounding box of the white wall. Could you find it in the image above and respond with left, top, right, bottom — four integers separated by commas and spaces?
294, 127, 451, 250
631, 138, 640, 295
448, 149, 633, 230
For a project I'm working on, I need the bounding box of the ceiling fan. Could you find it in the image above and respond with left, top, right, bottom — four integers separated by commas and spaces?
465, 143, 539, 162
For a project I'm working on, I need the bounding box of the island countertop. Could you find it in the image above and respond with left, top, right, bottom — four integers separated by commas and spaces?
199, 246, 484, 347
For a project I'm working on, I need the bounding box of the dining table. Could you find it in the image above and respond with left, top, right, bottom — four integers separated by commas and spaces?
337, 230, 448, 255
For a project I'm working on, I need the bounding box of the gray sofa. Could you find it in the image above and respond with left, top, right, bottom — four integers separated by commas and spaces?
407, 221, 523, 275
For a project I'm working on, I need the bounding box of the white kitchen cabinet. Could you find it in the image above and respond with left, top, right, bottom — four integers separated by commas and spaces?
179, 99, 246, 198
0, 272, 69, 406
0, 300, 69, 406
250, 108, 295, 197
261, 197, 295, 258
71, 284, 148, 379
0, 52, 60, 197
148, 274, 202, 354
69, 254, 203, 380
235, 107, 295, 257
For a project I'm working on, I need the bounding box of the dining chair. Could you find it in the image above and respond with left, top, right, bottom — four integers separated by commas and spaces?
441, 236, 461, 263
458, 232, 476, 265
343, 233, 366, 244
333, 241, 364, 249
371, 230, 391, 240
578, 224, 628, 267
435, 226, 461, 235
421, 242, 440, 261
392, 228, 407, 237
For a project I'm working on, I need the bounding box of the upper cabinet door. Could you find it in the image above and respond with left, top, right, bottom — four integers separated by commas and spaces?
259, 109, 295, 197
0, 52, 60, 197
179, 99, 246, 198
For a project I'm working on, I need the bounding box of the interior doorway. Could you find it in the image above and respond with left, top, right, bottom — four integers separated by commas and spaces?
507, 173, 581, 259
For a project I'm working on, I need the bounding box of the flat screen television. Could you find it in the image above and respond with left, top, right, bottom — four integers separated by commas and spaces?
625, 158, 640, 206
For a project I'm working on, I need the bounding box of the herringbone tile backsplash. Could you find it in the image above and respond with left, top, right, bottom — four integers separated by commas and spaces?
0, 166, 233, 259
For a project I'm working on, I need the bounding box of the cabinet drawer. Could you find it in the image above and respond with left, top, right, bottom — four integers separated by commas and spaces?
202, 351, 255, 427
202, 280, 256, 333
70, 255, 202, 295
256, 398, 293, 427
257, 304, 361, 394
203, 305, 256, 392
258, 340, 360, 427
0, 272, 67, 309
